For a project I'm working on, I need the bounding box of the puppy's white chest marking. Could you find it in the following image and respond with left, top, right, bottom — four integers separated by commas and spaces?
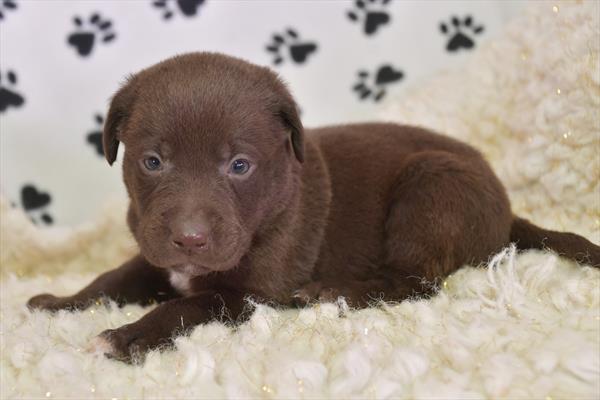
169, 269, 194, 296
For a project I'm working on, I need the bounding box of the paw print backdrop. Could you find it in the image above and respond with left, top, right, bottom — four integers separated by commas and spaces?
67, 13, 117, 57
0, 0, 524, 226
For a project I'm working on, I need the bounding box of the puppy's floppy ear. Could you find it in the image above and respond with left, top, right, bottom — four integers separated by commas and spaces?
279, 99, 304, 163
103, 77, 137, 166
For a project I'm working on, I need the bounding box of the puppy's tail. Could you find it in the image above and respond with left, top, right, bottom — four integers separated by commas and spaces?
510, 216, 600, 267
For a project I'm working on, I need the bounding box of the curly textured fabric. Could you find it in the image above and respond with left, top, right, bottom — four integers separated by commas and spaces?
1, 1, 599, 398
1, 248, 598, 398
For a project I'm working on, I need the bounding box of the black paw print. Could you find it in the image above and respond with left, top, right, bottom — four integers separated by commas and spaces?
0, 70, 25, 113
352, 65, 404, 102
86, 113, 104, 156
0, 0, 17, 21
266, 28, 318, 66
20, 184, 53, 225
347, 0, 391, 36
440, 16, 484, 52
67, 13, 116, 57
152, 0, 205, 20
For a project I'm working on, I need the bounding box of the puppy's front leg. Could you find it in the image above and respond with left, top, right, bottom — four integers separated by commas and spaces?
90, 290, 246, 363
27, 255, 178, 311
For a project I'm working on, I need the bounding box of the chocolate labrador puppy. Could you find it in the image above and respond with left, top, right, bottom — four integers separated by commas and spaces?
28, 52, 600, 362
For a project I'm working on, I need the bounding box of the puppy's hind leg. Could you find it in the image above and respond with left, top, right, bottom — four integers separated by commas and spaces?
27, 255, 179, 311
382, 150, 512, 299
293, 151, 512, 307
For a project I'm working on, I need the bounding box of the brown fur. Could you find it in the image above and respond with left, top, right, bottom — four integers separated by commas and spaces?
28, 52, 600, 363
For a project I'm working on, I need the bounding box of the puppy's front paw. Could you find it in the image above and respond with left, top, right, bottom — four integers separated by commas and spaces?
27, 294, 65, 311
88, 325, 172, 364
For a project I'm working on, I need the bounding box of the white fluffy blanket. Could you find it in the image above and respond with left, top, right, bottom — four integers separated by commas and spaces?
1, 1, 599, 398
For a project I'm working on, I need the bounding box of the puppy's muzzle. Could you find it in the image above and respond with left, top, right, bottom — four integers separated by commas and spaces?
170, 216, 211, 254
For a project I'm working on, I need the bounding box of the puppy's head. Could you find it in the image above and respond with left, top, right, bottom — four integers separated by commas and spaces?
103, 53, 303, 276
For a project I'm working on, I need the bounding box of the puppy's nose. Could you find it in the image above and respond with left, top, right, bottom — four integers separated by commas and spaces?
172, 229, 208, 250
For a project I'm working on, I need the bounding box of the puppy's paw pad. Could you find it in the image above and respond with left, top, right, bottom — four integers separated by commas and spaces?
86, 335, 115, 355
88, 327, 163, 363
88, 328, 135, 362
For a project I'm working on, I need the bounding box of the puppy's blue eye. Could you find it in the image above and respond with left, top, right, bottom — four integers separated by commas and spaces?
231, 159, 250, 175
144, 156, 162, 171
